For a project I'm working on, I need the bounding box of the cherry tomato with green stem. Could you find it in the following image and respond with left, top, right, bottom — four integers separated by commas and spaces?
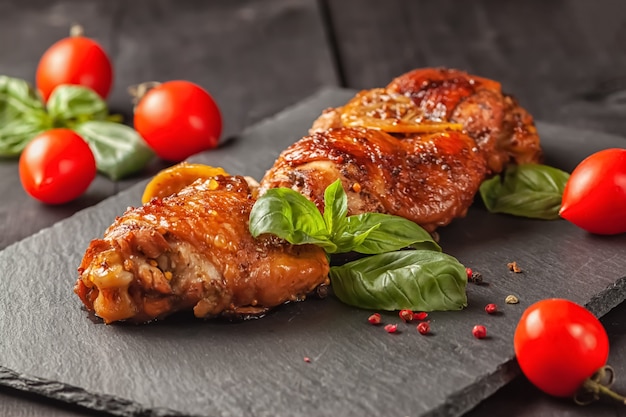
559, 148, 626, 235
19, 129, 96, 204
36, 25, 113, 101
514, 298, 625, 403
133, 81, 222, 162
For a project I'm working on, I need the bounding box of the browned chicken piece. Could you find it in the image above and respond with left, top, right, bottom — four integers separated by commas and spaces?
75, 175, 329, 324
311, 67, 542, 173
259, 127, 487, 232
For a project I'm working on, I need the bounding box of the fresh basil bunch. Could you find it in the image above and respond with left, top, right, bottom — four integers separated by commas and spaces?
249, 180, 467, 311
0, 75, 153, 180
479, 163, 570, 220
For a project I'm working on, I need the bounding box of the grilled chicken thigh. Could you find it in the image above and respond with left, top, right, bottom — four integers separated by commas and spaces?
259, 127, 487, 232
75, 175, 329, 324
76, 67, 543, 323
311, 67, 542, 174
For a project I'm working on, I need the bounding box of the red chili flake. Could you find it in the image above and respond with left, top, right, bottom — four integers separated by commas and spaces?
384, 324, 398, 333
303, 357, 311, 363
368, 313, 381, 325
416, 321, 430, 335
485, 303, 498, 314
413, 311, 428, 321
399, 309, 414, 322
472, 325, 487, 339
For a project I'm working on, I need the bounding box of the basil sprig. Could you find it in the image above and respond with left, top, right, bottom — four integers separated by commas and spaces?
74, 121, 153, 181
250, 180, 467, 311
0, 75, 153, 180
0, 76, 48, 156
479, 163, 570, 220
249, 179, 441, 254
330, 250, 468, 311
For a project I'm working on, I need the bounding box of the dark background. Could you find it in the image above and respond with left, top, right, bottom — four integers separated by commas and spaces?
1, 1, 626, 415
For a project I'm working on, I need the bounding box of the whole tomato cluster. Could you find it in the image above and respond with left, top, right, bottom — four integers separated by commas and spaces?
18, 26, 222, 204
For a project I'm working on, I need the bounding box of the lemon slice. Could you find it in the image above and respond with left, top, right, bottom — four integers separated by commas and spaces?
340, 88, 463, 133
142, 162, 229, 203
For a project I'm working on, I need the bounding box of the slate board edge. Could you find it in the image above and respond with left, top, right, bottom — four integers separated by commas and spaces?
0, 365, 195, 417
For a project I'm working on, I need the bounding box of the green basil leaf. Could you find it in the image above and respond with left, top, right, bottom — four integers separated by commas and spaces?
73, 121, 154, 180
47, 85, 108, 125
249, 188, 336, 251
479, 164, 570, 220
342, 212, 441, 254
0, 76, 49, 156
333, 222, 381, 253
330, 250, 467, 311
0, 117, 48, 157
0, 76, 45, 117
323, 179, 348, 238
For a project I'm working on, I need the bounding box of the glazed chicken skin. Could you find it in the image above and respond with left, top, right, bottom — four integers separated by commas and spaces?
259, 127, 487, 232
75, 175, 329, 324
311, 67, 542, 174
76, 67, 544, 324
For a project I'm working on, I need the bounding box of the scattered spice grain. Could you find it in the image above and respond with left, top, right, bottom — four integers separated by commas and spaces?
384, 324, 398, 333
472, 325, 487, 339
413, 311, 428, 321
368, 313, 381, 325
505, 295, 519, 304
417, 321, 430, 335
399, 309, 414, 322
485, 303, 498, 314
507, 261, 523, 273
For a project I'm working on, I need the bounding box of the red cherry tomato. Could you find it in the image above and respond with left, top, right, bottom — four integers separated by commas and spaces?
133, 81, 222, 161
19, 129, 97, 204
559, 148, 626, 235
36, 30, 113, 101
514, 298, 609, 398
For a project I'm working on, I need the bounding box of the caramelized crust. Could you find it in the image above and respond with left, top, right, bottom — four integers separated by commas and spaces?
76, 67, 544, 324
387, 67, 542, 172
259, 127, 487, 232
75, 176, 329, 323
311, 67, 542, 174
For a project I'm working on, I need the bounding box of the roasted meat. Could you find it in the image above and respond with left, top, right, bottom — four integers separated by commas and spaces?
75, 175, 329, 323
258, 127, 487, 232
311, 67, 542, 174
76, 67, 544, 324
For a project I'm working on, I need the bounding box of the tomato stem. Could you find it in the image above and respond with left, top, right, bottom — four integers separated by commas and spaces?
575, 366, 626, 405
70, 24, 84, 37
128, 82, 162, 107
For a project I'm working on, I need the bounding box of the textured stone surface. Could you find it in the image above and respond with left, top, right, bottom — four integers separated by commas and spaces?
0, 89, 625, 417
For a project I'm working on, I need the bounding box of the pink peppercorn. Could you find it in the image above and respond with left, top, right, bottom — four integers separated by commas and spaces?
472, 325, 487, 339
368, 313, 381, 325
485, 303, 498, 314
384, 324, 398, 333
399, 309, 414, 322
416, 321, 430, 335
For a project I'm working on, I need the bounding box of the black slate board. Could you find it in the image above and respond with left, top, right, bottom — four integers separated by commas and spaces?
1, 88, 626, 417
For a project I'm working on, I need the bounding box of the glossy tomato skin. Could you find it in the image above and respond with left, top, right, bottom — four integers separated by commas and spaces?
514, 299, 609, 398
36, 35, 113, 101
560, 148, 626, 235
19, 129, 96, 205
133, 81, 222, 162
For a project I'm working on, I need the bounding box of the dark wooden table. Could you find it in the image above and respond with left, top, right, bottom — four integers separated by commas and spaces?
1, 1, 626, 415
